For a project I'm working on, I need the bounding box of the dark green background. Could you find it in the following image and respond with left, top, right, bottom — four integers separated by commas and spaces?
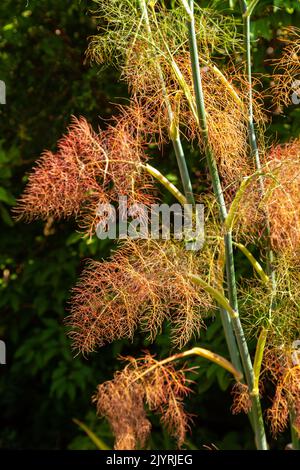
0, 0, 299, 450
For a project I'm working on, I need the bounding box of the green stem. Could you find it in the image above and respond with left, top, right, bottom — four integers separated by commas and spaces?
188, 273, 239, 320
225, 177, 251, 231
290, 409, 300, 450
233, 242, 270, 284
141, 163, 187, 205
240, 2, 279, 450
187, 6, 226, 219
134, 346, 243, 383
253, 328, 267, 394
140, 0, 243, 418
137, 0, 195, 205
219, 307, 242, 377
187, 0, 267, 449
172, 134, 195, 205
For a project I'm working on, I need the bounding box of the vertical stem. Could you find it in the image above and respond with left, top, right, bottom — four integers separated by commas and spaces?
242, 4, 299, 449
290, 410, 300, 450
142, 163, 187, 205
139, 0, 242, 397
187, 7, 227, 220
187, 0, 267, 449
187, 1, 242, 373
137, 0, 195, 205
242, 6, 276, 293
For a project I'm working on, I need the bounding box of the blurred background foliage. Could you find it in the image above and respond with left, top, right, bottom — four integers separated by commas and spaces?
0, 0, 299, 450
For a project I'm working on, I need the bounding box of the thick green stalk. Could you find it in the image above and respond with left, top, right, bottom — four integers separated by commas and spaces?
137, 0, 194, 205
187, 0, 267, 449
73, 419, 110, 450
253, 328, 267, 395
219, 306, 242, 375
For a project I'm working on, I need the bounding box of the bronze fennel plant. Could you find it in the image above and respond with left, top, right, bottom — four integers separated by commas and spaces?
14, 0, 300, 450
